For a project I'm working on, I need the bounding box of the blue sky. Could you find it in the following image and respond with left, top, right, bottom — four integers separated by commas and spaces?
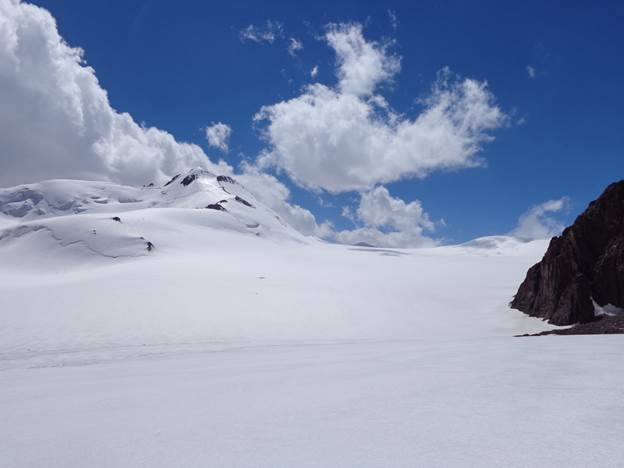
8, 1, 624, 243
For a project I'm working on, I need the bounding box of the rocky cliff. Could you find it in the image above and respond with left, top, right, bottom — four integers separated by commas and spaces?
511, 181, 624, 325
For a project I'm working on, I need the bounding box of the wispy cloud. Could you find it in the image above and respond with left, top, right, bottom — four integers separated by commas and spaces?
287, 37, 303, 56
240, 20, 284, 44
388, 10, 399, 30
526, 65, 536, 79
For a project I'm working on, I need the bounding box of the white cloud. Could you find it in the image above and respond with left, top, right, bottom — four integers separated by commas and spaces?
204, 122, 231, 152
511, 198, 569, 241
326, 22, 400, 96
255, 23, 507, 193
310, 65, 319, 78
527, 65, 536, 79
0, 0, 230, 186
239, 20, 284, 44
287, 37, 303, 56
334, 186, 436, 248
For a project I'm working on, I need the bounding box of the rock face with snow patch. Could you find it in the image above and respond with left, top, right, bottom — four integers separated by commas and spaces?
511, 181, 624, 325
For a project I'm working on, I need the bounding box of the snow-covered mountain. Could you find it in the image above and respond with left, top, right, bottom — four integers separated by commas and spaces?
0, 168, 304, 261
2, 175, 623, 467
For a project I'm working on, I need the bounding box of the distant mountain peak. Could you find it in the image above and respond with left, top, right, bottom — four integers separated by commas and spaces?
0, 171, 304, 261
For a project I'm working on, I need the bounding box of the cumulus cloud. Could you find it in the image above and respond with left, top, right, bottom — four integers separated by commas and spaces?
287, 37, 303, 56
204, 122, 232, 152
511, 198, 569, 240
334, 186, 436, 248
239, 20, 284, 44
326, 22, 400, 96
0, 0, 232, 186
310, 65, 319, 78
255, 23, 507, 193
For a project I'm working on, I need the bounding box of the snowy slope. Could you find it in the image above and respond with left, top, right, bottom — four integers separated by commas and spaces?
0, 229, 552, 360
2, 337, 622, 468
0, 168, 302, 262
1, 175, 623, 467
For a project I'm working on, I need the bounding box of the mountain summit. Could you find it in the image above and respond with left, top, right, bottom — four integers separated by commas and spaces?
0, 168, 302, 260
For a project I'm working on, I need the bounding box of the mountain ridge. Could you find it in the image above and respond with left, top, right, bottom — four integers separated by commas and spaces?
0, 168, 305, 261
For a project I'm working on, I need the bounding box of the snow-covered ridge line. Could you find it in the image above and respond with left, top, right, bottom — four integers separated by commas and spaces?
0, 168, 251, 220
0, 168, 306, 262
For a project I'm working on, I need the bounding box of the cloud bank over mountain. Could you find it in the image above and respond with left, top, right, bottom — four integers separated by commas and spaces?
0, 1, 529, 246
0, 0, 327, 237
0, 0, 234, 186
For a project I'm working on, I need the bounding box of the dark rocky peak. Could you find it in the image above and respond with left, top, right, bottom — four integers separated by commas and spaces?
180, 174, 198, 186
178, 168, 216, 187
511, 180, 624, 325
162, 168, 217, 188
163, 174, 180, 187
217, 175, 237, 184
234, 195, 254, 208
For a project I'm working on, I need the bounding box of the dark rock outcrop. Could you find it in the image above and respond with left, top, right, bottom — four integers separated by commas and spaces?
511, 181, 624, 325
163, 174, 180, 186
139, 237, 155, 252
180, 174, 198, 186
206, 203, 226, 211
234, 195, 254, 208
217, 175, 236, 184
